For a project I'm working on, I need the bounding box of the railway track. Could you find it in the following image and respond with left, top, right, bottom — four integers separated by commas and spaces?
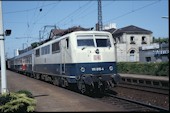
99, 93, 169, 112
52, 79, 169, 111
4, 70, 169, 112
117, 83, 169, 95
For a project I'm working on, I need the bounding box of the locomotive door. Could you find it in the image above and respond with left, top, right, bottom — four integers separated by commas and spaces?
60, 39, 66, 74
60, 38, 70, 74
32, 52, 34, 71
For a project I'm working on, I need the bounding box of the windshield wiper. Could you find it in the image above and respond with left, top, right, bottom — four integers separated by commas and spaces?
82, 46, 86, 50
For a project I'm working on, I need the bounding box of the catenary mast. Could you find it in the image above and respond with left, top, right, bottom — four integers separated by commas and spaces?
0, 0, 7, 93
98, 0, 103, 31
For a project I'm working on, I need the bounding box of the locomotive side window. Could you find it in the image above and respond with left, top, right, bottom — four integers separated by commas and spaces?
52, 41, 60, 53
35, 49, 40, 57
41, 45, 50, 55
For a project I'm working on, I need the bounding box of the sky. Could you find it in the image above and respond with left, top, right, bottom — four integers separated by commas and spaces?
1, 0, 169, 58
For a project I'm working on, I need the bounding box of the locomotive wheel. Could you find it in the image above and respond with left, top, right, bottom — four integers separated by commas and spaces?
30, 73, 34, 78
97, 81, 104, 93
77, 80, 86, 94
61, 78, 68, 88
36, 74, 40, 80
52, 77, 59, 86
90, 82, 104, 94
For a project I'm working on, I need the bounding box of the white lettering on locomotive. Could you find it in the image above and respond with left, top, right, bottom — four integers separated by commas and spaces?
92, 67, 104, 71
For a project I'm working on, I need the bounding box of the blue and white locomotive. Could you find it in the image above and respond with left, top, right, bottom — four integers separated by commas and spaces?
7, 30, 120, 94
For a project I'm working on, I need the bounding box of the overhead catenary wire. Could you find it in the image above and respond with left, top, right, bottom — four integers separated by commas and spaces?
63, 1, 115, 28
104, 0, 161, 24
55, 1, 92, 27
3, 2, 58, 14
4, 0, 163, 44
4, 0, 161, 29
57, 0, 161, 28
59, 1, 94, 27
25, 1, 60, 45
28, 2, 60, 32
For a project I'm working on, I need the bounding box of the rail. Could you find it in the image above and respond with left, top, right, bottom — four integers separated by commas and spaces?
105, 93, 169, 112
117, 83, 169, 95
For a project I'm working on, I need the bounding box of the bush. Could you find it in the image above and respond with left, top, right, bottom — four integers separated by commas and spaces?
16, 90, 34, 98
0, 91, 36, 112
0, 94, 12, 106
117, 62, 169, 76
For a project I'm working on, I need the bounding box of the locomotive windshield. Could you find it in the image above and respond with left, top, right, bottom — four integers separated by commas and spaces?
96, 39, 111, 47
77, 35, 95, 47
77, 39, 95, 47
77, 34, 111, 47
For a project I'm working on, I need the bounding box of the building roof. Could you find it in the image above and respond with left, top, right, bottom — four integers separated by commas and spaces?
103, 28, 116, 34
49, 26, 92, 39
108, 25, 152, 36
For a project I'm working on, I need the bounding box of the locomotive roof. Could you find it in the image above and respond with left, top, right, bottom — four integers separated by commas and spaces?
49, 26, 91, 39
14, 49, 34, 59
8, 30, 112, 60
34, 30, 112, 49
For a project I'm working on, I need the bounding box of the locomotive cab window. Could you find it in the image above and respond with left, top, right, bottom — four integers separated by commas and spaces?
77, 39, 94, 47
96, 39, 111, 47
77, 35, 94, 47
95, 35, 111, 47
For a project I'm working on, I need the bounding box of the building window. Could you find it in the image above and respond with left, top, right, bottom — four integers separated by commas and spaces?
145, 57, 151, 62
130, 36, 135, 44
142, 36, 147, 44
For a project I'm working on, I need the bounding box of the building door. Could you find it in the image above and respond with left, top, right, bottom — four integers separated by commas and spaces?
130, 50, 135, 62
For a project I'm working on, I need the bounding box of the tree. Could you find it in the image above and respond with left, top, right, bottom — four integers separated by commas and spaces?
153, 37, 169, 43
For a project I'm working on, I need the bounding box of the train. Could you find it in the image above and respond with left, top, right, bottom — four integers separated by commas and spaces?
7, 30, 121, 94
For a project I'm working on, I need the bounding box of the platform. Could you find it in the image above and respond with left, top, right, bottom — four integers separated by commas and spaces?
119, 73, 169, 81
119, 73, 169, 89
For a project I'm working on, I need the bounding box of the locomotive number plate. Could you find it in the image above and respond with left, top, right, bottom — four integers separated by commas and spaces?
94, 55, 101, 60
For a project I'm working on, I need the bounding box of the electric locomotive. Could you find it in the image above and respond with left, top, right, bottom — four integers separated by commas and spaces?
7, 30, 121, 94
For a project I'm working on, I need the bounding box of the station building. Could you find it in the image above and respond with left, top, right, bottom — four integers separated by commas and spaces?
105, 25, 153, 62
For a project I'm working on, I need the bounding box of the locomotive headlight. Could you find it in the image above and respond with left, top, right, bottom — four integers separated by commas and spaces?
80, 67, 85, 72
109, 66, 113, 71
